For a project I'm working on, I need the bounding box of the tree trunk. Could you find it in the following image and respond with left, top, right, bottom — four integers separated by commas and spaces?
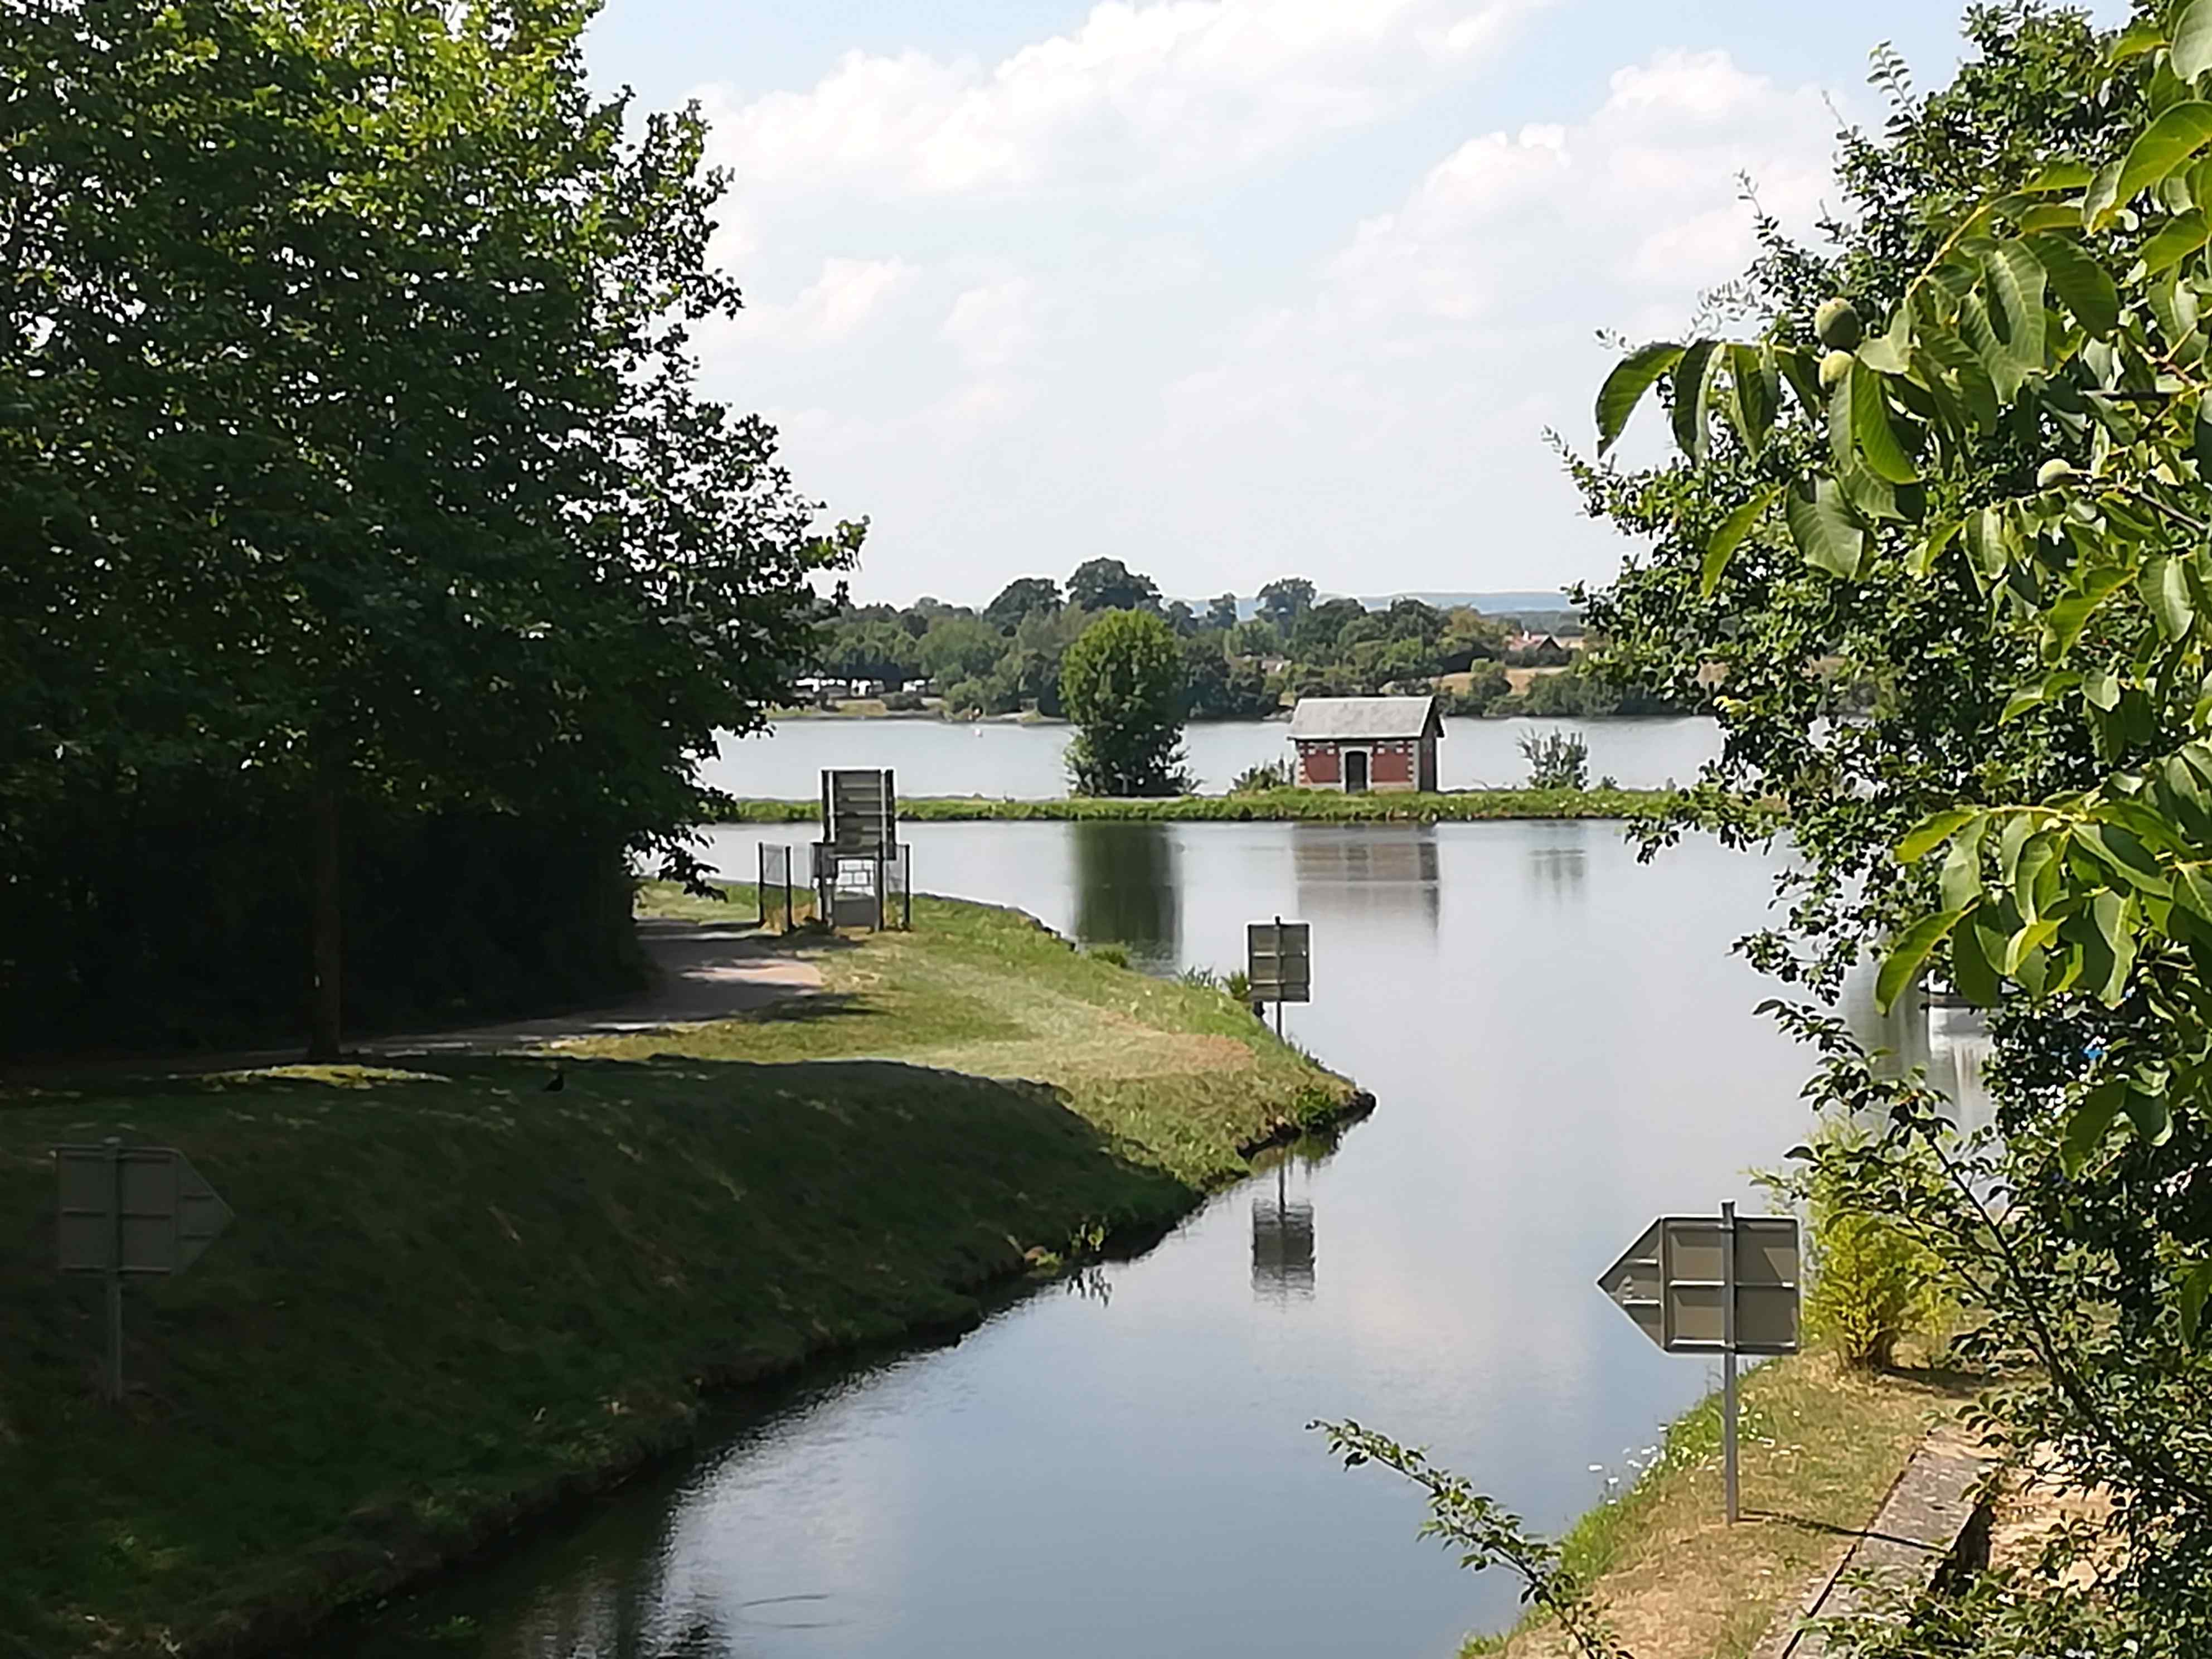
307, 777, 343, 1062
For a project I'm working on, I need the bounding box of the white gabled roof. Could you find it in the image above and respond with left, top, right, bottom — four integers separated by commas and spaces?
1288, 695, 1438, 741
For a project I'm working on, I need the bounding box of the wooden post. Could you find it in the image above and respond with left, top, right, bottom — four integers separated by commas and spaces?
1722, 1198, 1739, 1524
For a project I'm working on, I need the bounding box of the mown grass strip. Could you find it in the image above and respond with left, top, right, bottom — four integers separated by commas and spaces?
1467, 1352, 1976, 1659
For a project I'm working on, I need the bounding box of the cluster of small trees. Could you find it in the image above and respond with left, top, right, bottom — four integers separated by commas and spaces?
811, 562, 1595, 721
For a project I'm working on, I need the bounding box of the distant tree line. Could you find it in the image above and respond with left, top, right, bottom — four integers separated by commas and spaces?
811, 562, 1674, 721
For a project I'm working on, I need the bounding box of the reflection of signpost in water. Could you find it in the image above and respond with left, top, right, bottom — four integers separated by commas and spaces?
1250, 1158, 1315, 1302
1246, 917, 1311, 1039
55, 1141, 234, 1403
1599, 1202, 1799, 1522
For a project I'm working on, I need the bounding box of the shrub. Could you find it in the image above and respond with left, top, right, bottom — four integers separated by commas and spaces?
1084, 942, 1131, 968
1230, 759, 1292, 793
1517, 728, 1589, 791
1760, 1119, 1948, 1371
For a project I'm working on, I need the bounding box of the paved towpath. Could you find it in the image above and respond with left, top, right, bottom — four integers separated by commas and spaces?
367, 918, 823, 1056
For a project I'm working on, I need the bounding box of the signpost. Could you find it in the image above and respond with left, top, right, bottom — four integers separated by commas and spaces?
55, 1141, 233, 1402
1599, 1203, 1799, 1522
1245, 917, 1311, 1037
815, 769, 906, 930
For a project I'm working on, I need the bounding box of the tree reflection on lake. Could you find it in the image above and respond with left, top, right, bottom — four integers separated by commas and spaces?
1069, 821, 1179, 968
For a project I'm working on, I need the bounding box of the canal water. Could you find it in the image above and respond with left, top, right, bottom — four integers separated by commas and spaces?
334, 815, 1970, 1658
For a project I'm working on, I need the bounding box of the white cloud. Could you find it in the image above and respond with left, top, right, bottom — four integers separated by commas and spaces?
940, 278, 1039, 370
719, 255, 918, 352
695, 0, 1548, 203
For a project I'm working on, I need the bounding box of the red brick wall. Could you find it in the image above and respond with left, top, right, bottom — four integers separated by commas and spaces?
1371, 745, 1412, 786
1298, 742, 1340, 785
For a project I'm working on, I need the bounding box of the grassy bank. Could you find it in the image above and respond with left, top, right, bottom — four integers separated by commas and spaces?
0, 892, 1358, 1658
715, 787, 1668, 824
1470, 1352, 1976, 1658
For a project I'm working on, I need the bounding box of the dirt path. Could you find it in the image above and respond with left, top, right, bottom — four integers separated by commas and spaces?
367, 918, 823, 1056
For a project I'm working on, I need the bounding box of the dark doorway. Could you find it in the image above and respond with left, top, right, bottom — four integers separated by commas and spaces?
1343, 749, 1369, 793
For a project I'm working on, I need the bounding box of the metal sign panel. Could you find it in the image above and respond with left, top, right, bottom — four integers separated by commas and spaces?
1246, 920, 1312, 1005
55, 1144, 232, 1277
823, 768, 897, 855
1598, 1214, 1799, 1356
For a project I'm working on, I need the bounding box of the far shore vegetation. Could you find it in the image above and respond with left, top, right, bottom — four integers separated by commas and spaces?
0, 889, 1360, 1657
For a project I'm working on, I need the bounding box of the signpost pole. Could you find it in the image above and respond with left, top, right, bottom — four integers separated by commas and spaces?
104, 1138, 124, 1404
1721, 1198, 1739, 1524
1273, 916, 1285, 1040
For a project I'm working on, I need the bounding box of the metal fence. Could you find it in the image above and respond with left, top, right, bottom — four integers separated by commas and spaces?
758, 843, 798, 932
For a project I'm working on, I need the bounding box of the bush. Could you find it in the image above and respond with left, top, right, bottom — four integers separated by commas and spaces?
1084, 942, 1132, 968
1760, 1120, 1948, 1371
1230, 760, 1292, 793
1517, 729, 1589, 790
881, 689, 924, 712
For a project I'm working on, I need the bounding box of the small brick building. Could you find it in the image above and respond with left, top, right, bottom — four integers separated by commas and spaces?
1288, 695, 1442, 793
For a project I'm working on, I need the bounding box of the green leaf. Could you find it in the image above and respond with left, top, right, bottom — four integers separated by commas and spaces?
2022, 159, 2096, 192
2061, 1081, 2127, 1176
1787, 479, 1865, 580
2045, 565, 2133, 657
2181, 1261, 2212, 1347
2084, 156, 2128, 229
2006, 915, 2063, 974
1595, 342, 1683, 453
2175, 861, 2212, 922
1721, 343, 1779, 456
2140, 207, 2212, 275
1909, 517, 1962, 579
1983, 241, 2048, 372
1898, 807, 1979, 863
1671, 341, 1721, 462
1950, 910, 2003, 1007
2024, 234, 2120, 336
2106, 103, 2212, 225
2179, 0, 2212, 84
2084, 665, 2122, 709
1702, 487, 1778, 598
1849, 362, 1920, 483
1940, 821, 1986, 913
1877, 908, 1969, 1012
2109, 20, 2169, 66
2143, 555, 2196, 638
2123, 1085, 2173, 1144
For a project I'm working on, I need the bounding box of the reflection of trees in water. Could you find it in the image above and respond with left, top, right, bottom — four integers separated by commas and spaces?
1070, 821, 1179, 967
1290, 825, 1439, 932
1840, 968, 1995, 1136
1523, 823, 1588, 900
1251, 1158, 1316, 1303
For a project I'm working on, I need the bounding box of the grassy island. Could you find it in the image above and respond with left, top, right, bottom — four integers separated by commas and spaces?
0, 890, 1359, 1658
715, 787, 1670, 825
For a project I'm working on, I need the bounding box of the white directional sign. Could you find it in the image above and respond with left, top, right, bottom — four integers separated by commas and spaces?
56, 1143, 232, 1277
1246, 919, 1312, 1005
1599, 1213, 1800, 1356
1599, 1204, 1798, 1524
54, 1141, 234, 1403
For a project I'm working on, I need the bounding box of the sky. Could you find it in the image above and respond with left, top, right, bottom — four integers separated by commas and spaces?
581, 0, 2129, 607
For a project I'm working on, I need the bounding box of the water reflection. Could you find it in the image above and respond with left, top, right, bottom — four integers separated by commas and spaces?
1250, 1157, 1316, 1304
1070, 821, 1179, 967
1524, 828, 1588, 900
1289, 825, 1440, 933
1841, 970, 1995, 1136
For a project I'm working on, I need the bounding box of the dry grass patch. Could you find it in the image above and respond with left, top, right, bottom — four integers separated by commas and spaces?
1478, 1352, 1978, 1659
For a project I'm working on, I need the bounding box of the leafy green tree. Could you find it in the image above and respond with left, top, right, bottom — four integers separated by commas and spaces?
1206, 593, 1242, 631
1258, 578, 1316, 629
1066, 557, 1161, 614
2, 0, 857, 1059
1061, 610, 1190, 795
918, 615, 1006, 683
1229, 618, 1280, 657
984, 576, 1061, 630
1580, 2, 2212, 1642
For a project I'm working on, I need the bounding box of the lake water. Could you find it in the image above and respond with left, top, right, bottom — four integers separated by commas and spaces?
703, 715, 1721, 798
332, 818, 1975, 1658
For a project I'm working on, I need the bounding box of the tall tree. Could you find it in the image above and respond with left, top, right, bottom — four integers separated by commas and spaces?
1258, 578, 1317, 629
1206, 593, 1241, 631
1066, 557, 1161, 614
2, 0, 858, 1058
984, 576, 1061, 630
1061, 610, 1190, 796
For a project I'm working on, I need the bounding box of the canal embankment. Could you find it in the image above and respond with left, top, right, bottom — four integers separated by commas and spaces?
715, 787, 1670, 824
0, 889, 1361, 1658
1468, 1351, 1978, 1659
